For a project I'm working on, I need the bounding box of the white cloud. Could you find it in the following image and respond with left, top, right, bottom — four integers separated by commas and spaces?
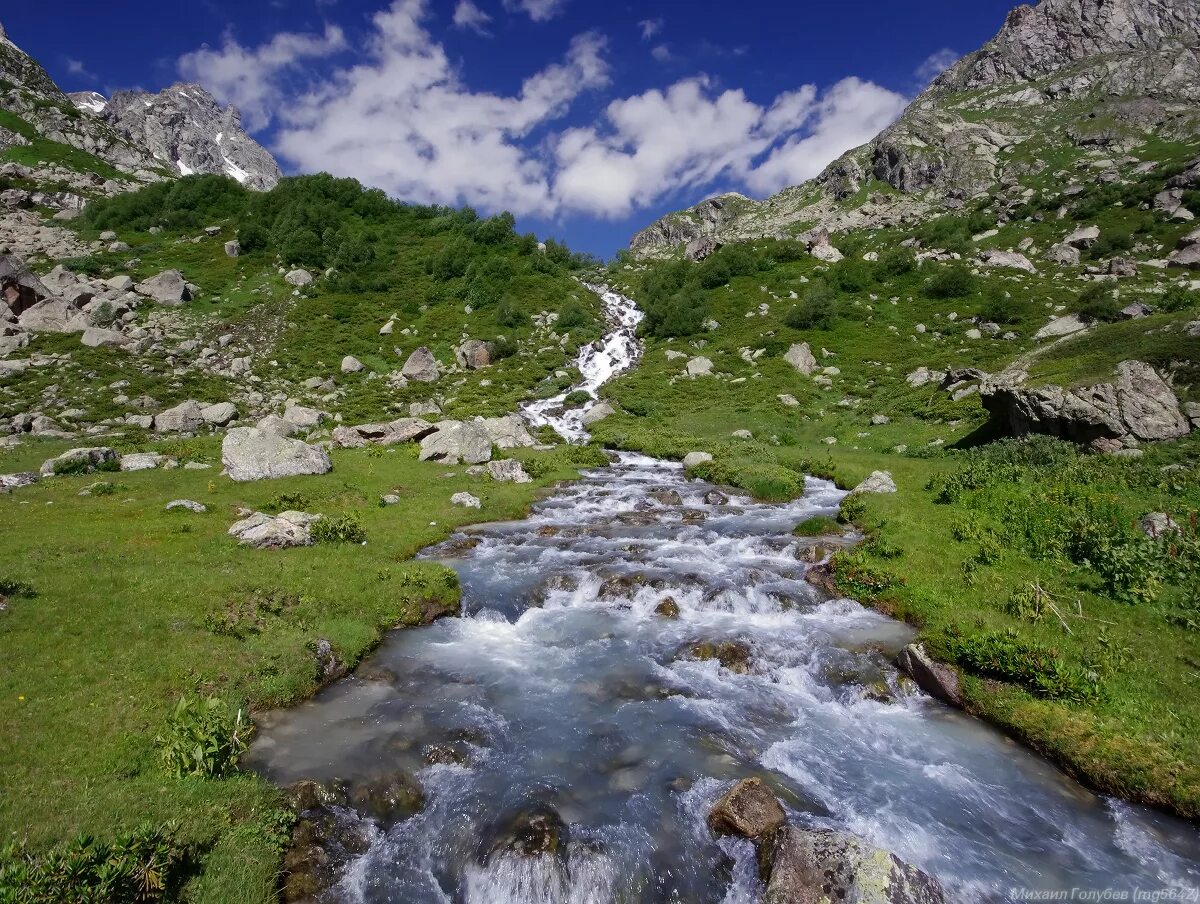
272, 0, 607, 216
177, 23, 346, 130
179, 0, 908, 221
553, 76, 906, 218
502, 0, 566, 22
650, 44, 672, 63
638, 18, 663, 41
744, 77, 908, 194
915, 48, 959, 84
65, 58, 98, 81
453, 0, 492, 33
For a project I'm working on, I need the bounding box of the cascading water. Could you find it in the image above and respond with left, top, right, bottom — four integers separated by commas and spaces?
520, 283, 643, 442
247, 290, 1200, 903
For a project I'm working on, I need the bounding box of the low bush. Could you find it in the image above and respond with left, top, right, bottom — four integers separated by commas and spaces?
1076, 284, 1122, 323
311, 514, 367, 545
157, 696, 249, 779
0, 825, 187, 903
940, 627, 1101, 703
924, 264, 976, 299
793, 514, 841, 537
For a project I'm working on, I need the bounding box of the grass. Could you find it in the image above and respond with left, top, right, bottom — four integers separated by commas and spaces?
0, 437, 594, 902
0, 109, 132, 185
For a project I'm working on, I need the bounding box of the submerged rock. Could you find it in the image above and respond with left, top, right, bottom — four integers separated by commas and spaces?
482, 804, 569, 862
348, 770, 425, 826
682, 640, 752, 674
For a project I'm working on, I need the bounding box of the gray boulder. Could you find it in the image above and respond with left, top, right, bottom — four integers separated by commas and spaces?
896, 643, 962, 707
402, 346, 440, 383
256, 414, 298, 437
0, 253, 50, 315
581, 402, 616, 426
222, 428, 333, 481
154, 400, 205, 433
80, 327, 129, 349
682, 451, 712, 469
229, 510, 320, 548
851, 470, 897, 495
455, 339, 493, 370
685, 356, 713, 377
284, 405, 327, 429
784, 341, 818, 375
224, 241, 240, 258
166, 499, 207, 513
120, 452, 165, 472
135, 270, 191, 305
18, 298, 86, 333
487, 459, 532, 483
482, 415, 536, 448
39, 447, 118, 477
978, 249, 1036, 273
285, 269, 313, 287
1063, 225, 1100, 249
1044, 243, 1081, 266
761, 826, 946, 904
419, 420, 493, 465
341, 355, 365, 374
451, 492, 481, 508
201, 401, 238, 426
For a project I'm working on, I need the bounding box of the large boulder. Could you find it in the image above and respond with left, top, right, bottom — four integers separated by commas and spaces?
221, 428, 333, 481
341, 355, 365, 374
1063, 225, 1099, 249
760, 826, 946, 904
487, 459, 532, 483
18, 298, 86, 333
978, 249, 1036, 273
402, 346, 440, 383
896, 644, 962, 708
707, 779, 786, 842
981, 361, 1190, 444
581, 402, 616, 426
285, 269, 314, 287
685, 356, 714, 377
481, 415, 536, 448
332, 418, 436, 448
154, 400, 206, 433
1044, 243, 1081, 266
0, 254, 49, 316
80, 327, 130, 349
135, 270, 191, 305
39, 447, 118, 477
784, 342, 818, 375
201, 401, 238, 426
283, 405, 328, 429
851, 470, 897, 495
455, 339, 493, 370
418, 420, 492, 465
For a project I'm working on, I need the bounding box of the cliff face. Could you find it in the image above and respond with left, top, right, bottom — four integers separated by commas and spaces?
629, 0, 1200, 258
98, 85, 281, 190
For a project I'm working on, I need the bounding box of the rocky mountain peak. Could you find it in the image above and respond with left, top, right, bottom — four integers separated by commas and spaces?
85, 83, 282, 190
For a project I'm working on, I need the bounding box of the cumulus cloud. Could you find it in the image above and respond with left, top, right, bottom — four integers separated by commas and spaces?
638, 18, 663, 40
453, 0, 492, 33
915, 48, 960, 84
502, 0, 566, 22
272, 0, 607, 215
179, 0, 908, 220
178, 24, 346, 129
554, 76, 906, 218
650, 44, 672, 63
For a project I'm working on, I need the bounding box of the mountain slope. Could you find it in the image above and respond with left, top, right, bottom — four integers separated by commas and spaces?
0, 19, 280, 190
630, 0, 1200, 257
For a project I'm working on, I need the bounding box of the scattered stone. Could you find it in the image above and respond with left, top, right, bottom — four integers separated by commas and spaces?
120, 452, 165, 472
455, 339, 493, 370
783, 342, 818, 375
201, 401, 238, 426
154, 400, 205, 433
224, 240, 240, 258
778, 393, 799, 407
1033, 314, 1088, 340
978, 249, 1036, 273
283, 405, 327, 429
1045, 242, 1081, 266
39, 447, 117, 477
166, 499, 207, 513
341, 355, 365, 374
1063, 225, 1100, 249
1140, 512, 1179, 538
285, 269, 314, 287
685, 356, 713, 377
221, 428, 333, 481
419, 420, 493, 465
135, 270, 191, 305
581, 402, 616, 426
256, 414, 298, 437
451, 491, 481, 509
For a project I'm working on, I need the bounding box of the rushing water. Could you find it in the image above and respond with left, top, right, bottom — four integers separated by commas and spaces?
247, 286, 1200, 903
520, 283, 643, 443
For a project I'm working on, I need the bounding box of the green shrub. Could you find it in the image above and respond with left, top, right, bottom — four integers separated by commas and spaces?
557, 299, 589, 329
564, 390, 591, 405
876, 246, 917, 278
0, 577, 34, 598
784, 280, 836, 330
311, 514, 367, 545
263, 491, 308, 513
1159, 285, 1199, 313
1076, 284, 1122, 323
157, 696, 248, 779
924, 264, 976, 299
0, 825, 186, 903
980, 289, 1035, 324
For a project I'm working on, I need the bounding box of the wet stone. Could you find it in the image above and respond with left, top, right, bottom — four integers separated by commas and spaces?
681, 640, 753, 674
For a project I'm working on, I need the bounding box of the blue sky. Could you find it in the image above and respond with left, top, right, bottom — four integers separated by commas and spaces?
5, 0, 1016, 257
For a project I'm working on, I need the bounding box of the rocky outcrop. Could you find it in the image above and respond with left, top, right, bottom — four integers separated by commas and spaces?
96, 84, 281, 190
981, 360, 1191, 444
229, 510, 320, 549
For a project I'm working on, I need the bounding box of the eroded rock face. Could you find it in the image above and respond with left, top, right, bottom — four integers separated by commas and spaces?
221, 428, 333, 481
981, 360, 1190, 443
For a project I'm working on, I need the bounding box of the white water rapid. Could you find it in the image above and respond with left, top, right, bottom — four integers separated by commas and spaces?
246, 290, 1200, 904
519, 283, 643, 442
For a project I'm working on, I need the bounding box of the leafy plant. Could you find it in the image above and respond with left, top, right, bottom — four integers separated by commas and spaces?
310, 514, 367, 545
941, 627, 1100, 703
157, 696, 249, 779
